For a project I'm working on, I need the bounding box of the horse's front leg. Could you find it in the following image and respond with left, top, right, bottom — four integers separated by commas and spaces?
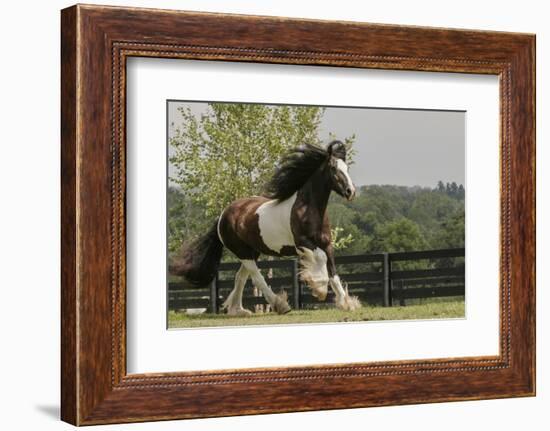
241, 260, 291, 315
295, 239, 330, 301
324, 244, 361, 311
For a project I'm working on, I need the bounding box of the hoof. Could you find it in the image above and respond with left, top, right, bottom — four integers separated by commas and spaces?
226, 307, 253, 317
273, 291, 291, 315
335, 295, 362, 311
310, 284, 328, 301
274, 301, 291, 315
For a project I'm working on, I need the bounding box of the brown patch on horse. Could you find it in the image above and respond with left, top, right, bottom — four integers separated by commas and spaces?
279, 245, 297, 256
290, 165, 333, 250
218, 197, 264, 260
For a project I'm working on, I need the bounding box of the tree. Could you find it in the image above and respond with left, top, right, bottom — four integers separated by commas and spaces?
351, 185, 412, 230
326, 202, 357, 227
434, 211, 465, 249
408, 190, 461, 245
450, 181, 458, 197
457, 184, 465, 199
371, 218, 428, 253
167, 187, 208, 254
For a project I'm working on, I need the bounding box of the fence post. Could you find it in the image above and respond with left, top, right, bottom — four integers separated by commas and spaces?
292, 259, 301, 310
398, 279, 405, 306
383, 252, 392, 307
209, 272, 218, 314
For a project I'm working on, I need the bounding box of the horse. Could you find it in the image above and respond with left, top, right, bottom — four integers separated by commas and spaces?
169, 140, 361, 316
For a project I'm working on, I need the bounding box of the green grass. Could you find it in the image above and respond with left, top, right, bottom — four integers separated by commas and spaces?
168, 300, 465, 328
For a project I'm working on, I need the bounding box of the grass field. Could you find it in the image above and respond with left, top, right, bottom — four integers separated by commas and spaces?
168, 300, 465, 328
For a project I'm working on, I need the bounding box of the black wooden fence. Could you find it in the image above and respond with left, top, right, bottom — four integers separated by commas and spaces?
168, 248, 465, 313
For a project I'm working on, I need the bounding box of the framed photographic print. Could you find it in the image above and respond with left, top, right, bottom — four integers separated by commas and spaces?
163, 99, 466, 329
61, 4, 535, 425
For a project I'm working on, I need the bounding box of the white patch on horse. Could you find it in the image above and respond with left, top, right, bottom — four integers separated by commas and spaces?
256, 193, 297, 253
336, 158, 355, 196
297, 247, 329, 300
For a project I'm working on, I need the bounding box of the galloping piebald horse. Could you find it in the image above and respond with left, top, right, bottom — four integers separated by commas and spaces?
170, 140, 361, 315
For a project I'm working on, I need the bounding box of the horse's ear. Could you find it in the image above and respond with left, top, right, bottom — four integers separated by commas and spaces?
327, 140, 346, 160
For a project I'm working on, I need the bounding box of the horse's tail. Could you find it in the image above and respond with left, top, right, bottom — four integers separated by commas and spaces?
169, 220, 224, 287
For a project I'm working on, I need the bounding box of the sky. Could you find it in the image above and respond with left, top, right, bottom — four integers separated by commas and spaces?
168, 101, 465, 188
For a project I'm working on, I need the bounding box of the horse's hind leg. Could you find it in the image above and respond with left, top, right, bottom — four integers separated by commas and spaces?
242, 260, 291, 315
222, 264, 252, 316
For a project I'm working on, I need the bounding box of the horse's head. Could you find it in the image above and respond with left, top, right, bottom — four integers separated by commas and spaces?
326, 141, 356, 201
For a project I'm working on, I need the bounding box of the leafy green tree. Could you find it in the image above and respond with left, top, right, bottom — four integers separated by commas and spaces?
326, 202, 357, 227
408, 191, 461, 245
357, 211, 380, 236
352, 185, 411, 228
167, 187, 207, 254
434, 211, 465, 249
371, 218, 429, 253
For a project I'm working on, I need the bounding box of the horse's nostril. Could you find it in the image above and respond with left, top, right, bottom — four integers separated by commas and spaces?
346, 188, 352, 195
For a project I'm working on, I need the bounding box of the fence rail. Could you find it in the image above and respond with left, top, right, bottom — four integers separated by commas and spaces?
168, 248, 465, 313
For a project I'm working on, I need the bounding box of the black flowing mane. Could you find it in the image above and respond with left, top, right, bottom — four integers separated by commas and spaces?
263, 140, 351, 201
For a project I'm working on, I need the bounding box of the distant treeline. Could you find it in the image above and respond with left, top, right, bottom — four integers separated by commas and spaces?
167, 181, 465, 261
326, 181, 464, 257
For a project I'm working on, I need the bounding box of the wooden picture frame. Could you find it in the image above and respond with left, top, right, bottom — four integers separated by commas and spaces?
61, 4, 535, 425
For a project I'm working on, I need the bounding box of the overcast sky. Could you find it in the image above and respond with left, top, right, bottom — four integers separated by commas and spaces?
168, 101, 465, 188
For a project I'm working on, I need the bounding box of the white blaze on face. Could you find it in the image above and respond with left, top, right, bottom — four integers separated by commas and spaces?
335, 158, 355, 196
256, 193, 297, 254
